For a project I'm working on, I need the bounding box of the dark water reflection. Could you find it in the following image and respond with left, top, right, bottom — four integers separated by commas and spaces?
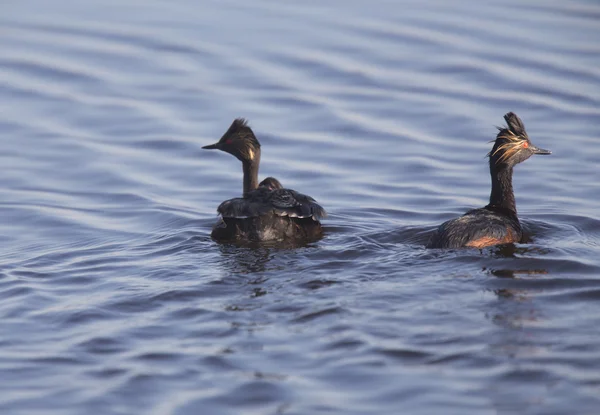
1, 0, 600, 414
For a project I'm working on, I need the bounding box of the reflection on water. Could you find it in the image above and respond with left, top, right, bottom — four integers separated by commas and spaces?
491, 271, 547, 323
216, 244, 277, 275
484, 266, 555, 414
1, 0, 600, 414
489, 268, 548, 280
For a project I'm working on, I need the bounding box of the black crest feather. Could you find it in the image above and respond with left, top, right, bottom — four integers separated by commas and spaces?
503, 112, 527, 138
223, 118, 249, 136
220, 117, 260, 148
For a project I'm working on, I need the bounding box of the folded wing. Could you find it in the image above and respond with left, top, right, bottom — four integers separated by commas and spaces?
269, 189, 326, 220
217, 187, 326, 220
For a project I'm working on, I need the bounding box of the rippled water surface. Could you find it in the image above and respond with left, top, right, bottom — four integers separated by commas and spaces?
2, 0, 600, 413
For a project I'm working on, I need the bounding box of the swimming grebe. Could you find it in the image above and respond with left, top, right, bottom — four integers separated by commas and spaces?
427, 112, 551, 249
203, 118, 326, 241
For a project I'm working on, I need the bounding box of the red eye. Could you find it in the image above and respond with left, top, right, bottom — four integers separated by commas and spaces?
225, 139, 232, 144
522, 142, 529, 148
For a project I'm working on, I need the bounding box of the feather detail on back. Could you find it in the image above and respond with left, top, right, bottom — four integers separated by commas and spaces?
217, 186, 326, 221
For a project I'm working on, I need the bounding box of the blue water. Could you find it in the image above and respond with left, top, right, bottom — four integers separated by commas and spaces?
1, 0, 600, 414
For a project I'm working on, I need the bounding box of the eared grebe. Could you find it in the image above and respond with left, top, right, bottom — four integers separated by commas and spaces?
203, 118, 326, 241
427, 112, 551, 249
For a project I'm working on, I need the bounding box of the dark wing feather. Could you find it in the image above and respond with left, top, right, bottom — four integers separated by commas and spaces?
268, 189, 326, 220
217, 195, 271, 218
217, 187, 326, 220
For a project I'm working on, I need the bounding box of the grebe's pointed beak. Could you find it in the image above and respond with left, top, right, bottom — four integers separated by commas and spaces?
202, 142, 220, 150
531, 144, 551, 155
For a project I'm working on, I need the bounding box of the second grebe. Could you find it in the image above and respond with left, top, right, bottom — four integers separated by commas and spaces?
427, 112, 551, 249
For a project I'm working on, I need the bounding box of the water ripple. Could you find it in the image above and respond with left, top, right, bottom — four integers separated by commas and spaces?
1, 0, 599, 414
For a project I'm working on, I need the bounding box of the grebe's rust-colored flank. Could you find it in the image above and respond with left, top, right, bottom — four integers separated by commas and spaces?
427, 112, 551, 249
464, 227, 518, 249
203, 119, 325, 242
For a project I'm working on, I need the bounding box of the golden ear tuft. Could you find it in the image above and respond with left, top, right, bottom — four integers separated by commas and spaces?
491, 139, 527, 164
500, 129, 522, 142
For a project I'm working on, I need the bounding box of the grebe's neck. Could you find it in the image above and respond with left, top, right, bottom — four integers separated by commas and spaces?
488, 164, 516, 213
242, 154, 260, 195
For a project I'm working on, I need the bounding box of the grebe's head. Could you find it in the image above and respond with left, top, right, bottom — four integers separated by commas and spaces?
203, 118, 261, 163
258, 177, 283, 191
488, 112, 551, 168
